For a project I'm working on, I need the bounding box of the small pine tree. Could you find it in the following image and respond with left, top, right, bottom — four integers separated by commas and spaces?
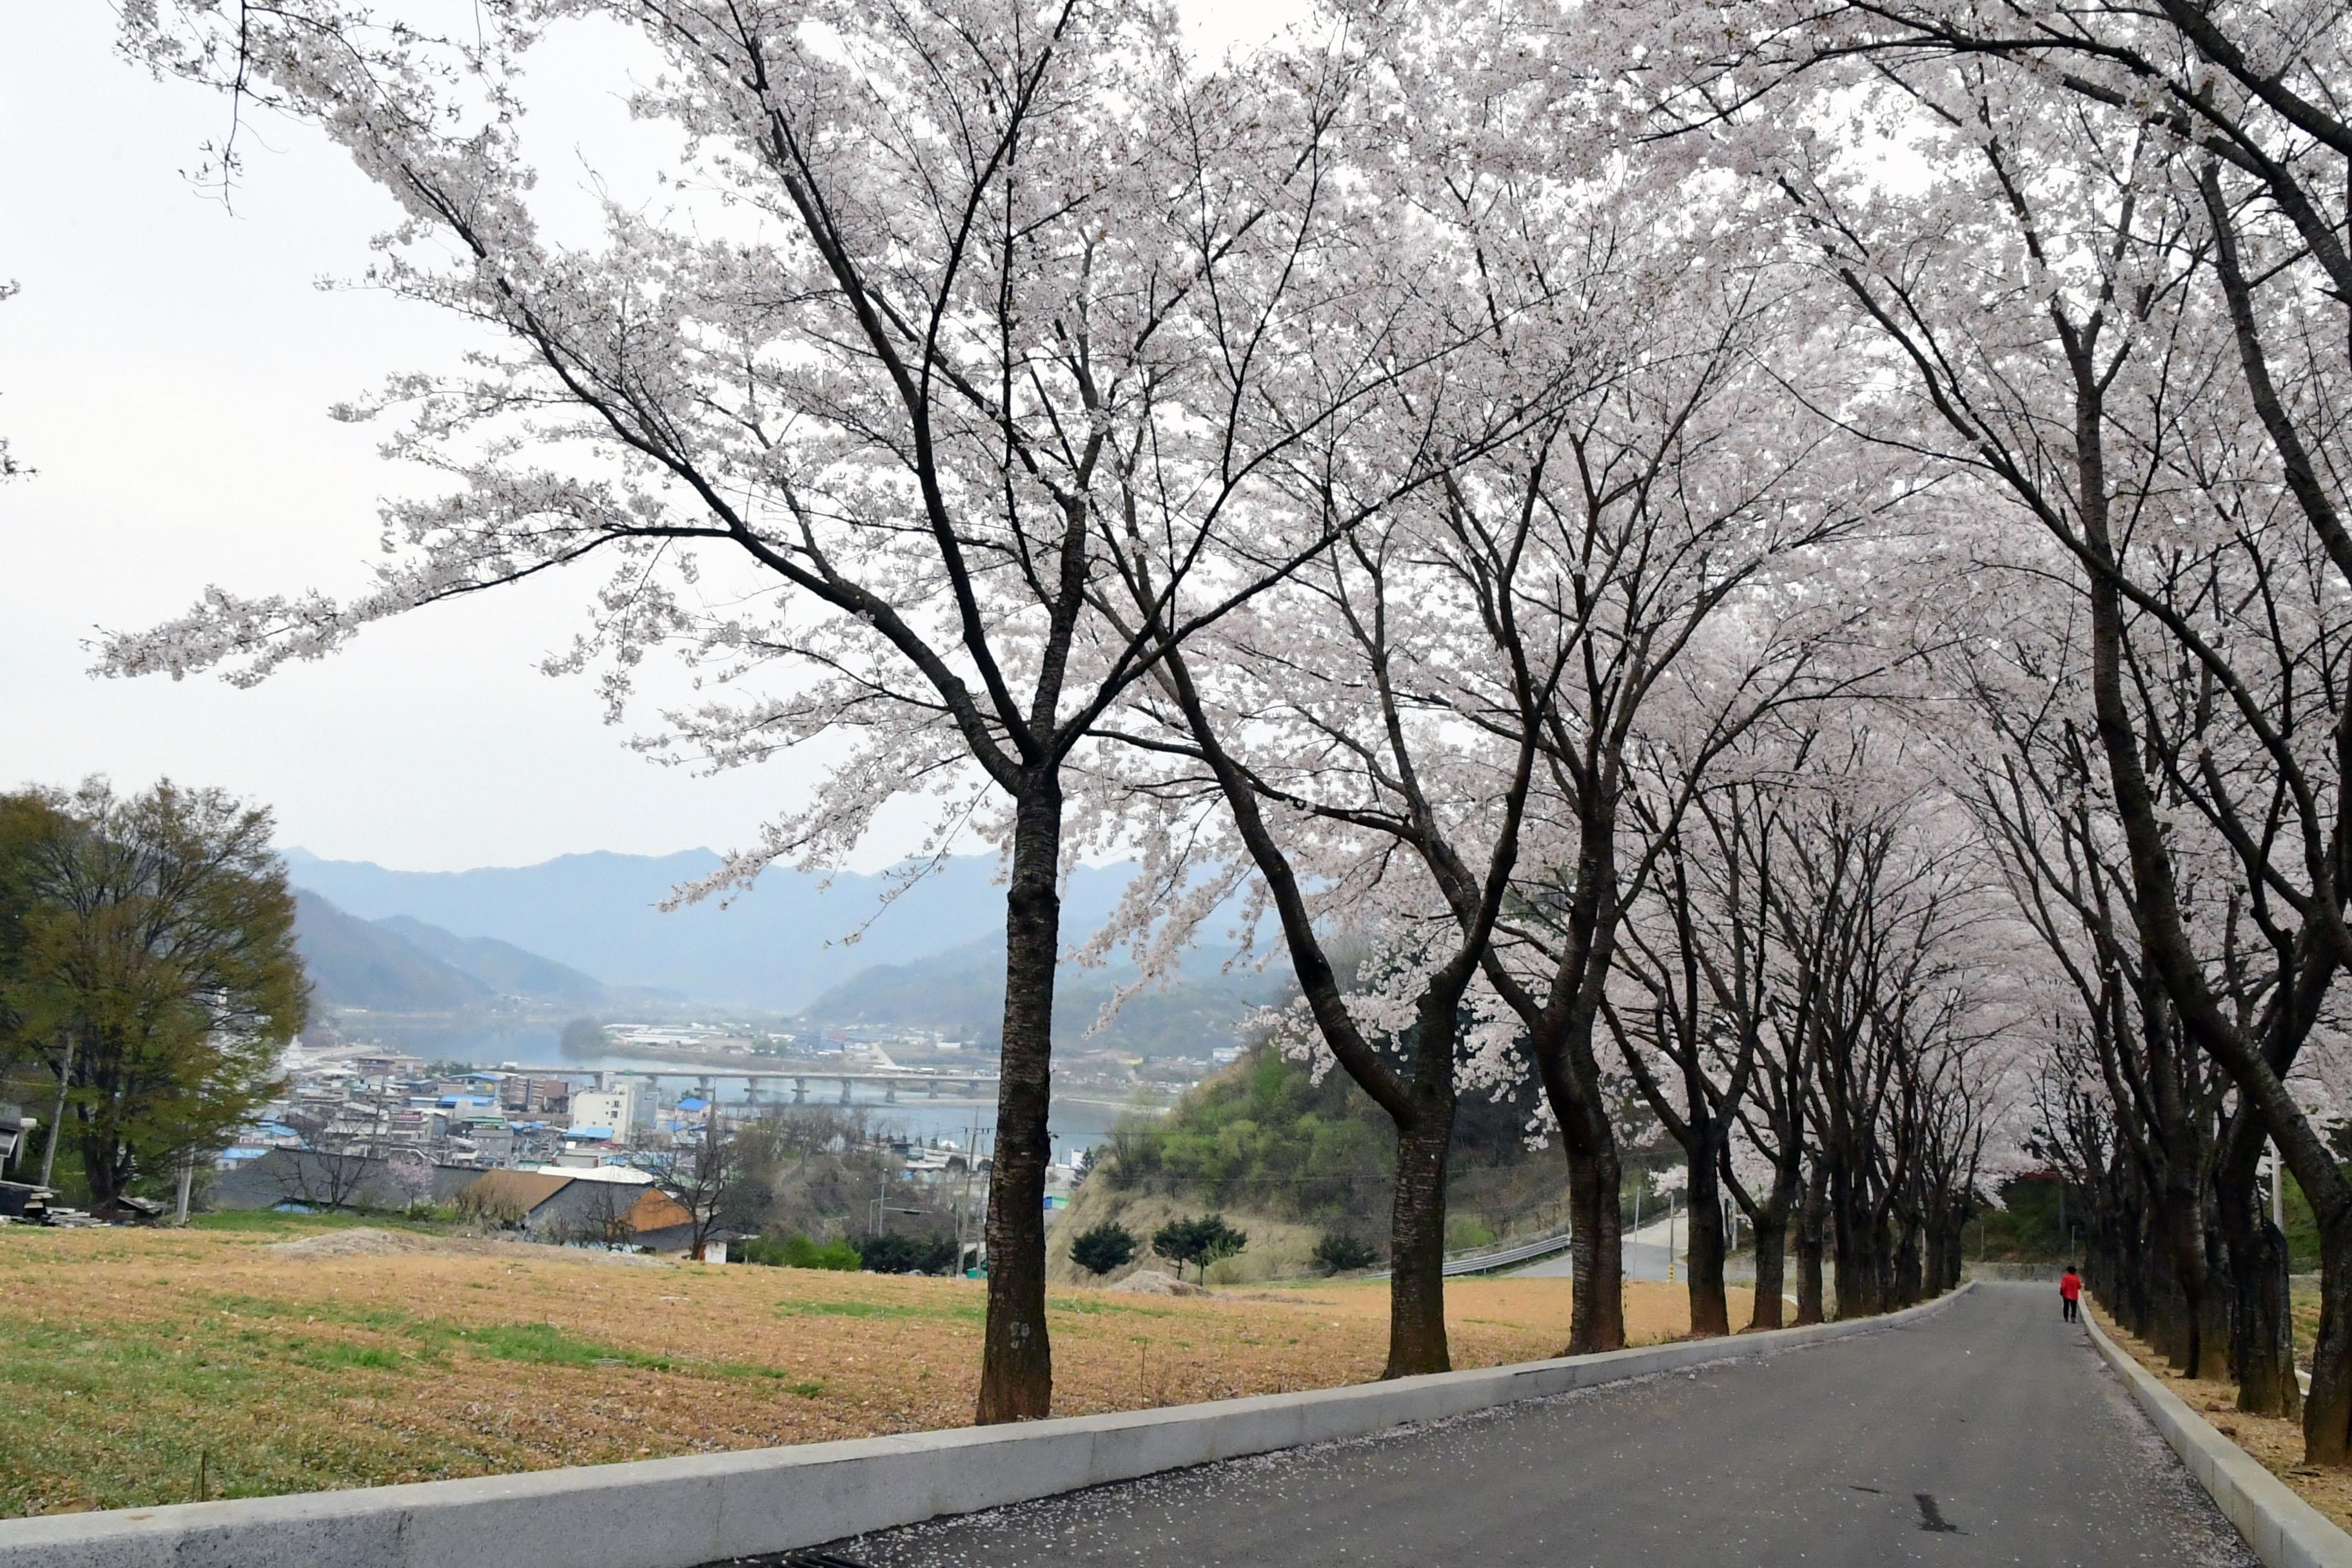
1152, 1213, 1248, 1282
1070, 1220, 1139, 1277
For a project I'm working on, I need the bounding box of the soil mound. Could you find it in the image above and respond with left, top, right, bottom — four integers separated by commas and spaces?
1109, 1268, 1210, 1297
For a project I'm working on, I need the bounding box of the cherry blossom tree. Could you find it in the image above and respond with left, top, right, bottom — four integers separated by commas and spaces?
112, 0, 1445, 1422
1765, 41, 2350, 1442
1467, 258, 1897, 1354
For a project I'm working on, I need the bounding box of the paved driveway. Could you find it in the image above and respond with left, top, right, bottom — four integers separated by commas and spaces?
757, 1284, 2253, 1567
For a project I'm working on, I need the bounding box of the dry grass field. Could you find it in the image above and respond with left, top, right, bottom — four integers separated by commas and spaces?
2090, 1301, 2352, 1533
1, 1215, 1743, 1519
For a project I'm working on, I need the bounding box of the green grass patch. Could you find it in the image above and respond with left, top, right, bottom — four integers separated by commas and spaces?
776, 1298, 983, 1324
194, 1293, 802, 1378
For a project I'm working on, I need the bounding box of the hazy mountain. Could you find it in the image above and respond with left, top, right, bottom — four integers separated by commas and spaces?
374, 916, 608, 1008
802, 935, 1288, 1058
292, 892, 495, 1014
293, 892, 612, 1014
278, 848, 1141, 1012
801, 937, 1010, 1037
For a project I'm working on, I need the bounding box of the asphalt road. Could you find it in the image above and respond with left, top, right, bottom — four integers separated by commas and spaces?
763, 1283, 2255, 1568
1511, 1221, 1679, 1282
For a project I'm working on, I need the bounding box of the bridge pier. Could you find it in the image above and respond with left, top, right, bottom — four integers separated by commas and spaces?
838, 1079, 853, 1105
792, 1077, 807, 1104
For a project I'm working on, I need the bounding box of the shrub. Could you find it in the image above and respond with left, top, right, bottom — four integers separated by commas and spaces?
1152, 1213, 1247, 1282
856, 1230, 961, 1275
1069, 1220, 1138, 1277
1446, 1215, 1498, 1252
738, 1231, 861, 1270
454, 1188, 529, 1230
1312, 1231, 1381, 1274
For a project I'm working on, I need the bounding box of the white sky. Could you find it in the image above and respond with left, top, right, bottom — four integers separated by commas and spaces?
0, 1, 1307, 872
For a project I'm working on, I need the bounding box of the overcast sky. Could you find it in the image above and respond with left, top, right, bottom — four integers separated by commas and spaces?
0, 2, 1304, 873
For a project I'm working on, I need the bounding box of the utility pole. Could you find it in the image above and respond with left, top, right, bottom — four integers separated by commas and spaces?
39, 1031, 74, 1189
2271, 1141, 2288, 1230
952, 1109, 981, 1276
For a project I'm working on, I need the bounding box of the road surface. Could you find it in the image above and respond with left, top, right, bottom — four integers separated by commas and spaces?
1509, 1214, 1685, 1282
750, 1284, 2254, 1567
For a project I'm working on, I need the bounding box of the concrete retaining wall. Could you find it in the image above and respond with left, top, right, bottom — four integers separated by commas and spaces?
0, 1286, 1971, 1568
2084, 1306, 2352, 1568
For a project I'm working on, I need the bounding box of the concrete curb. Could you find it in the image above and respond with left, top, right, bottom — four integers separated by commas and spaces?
2084, 1304, 2352, 1568
0, 1285, 1972, 1568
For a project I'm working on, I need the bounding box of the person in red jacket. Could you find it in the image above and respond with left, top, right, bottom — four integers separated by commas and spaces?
2060, 1265, 2083, 1323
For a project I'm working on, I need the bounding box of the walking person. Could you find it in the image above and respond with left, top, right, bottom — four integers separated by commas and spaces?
2060, 1264, 2083, 1323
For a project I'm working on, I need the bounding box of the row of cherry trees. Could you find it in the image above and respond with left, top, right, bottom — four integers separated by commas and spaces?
103, 1, 2352, 1456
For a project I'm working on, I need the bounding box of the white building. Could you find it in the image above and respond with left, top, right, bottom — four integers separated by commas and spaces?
569, 1084, 646, 1139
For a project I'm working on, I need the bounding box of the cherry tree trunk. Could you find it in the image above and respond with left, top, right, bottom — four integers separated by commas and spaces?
1936, 1204, 1969, 1294
2230, 1217, 2302, 1419
1830, 1171, 1880, 1320
2218, 1141, 2300, 1417
2306, 1220, 2352, 1463
975, 785, 1063, 1424
2105, 1182, 2148, 1338
1385, 1111, 1455, 1378
1747, 1206, 1789, 1331
1683, 1155, 1730, 1338
1892, 1217, 1923, 1309
1564, 1141, 1626, 1354
1794, 1163, 1828, 1326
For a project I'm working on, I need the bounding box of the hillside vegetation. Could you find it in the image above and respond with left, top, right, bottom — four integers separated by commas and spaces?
799, 936, 1288, 1057
291, 890, 607, 1013
1052, 1048, 1567, 1284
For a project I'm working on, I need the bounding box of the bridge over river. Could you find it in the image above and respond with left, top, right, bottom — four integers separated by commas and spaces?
537, 1065, 1001, 1104
765, 1283, 2257, 1568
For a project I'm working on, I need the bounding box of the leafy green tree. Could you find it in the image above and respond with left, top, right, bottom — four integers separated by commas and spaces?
1313, 1231, 1381, 1275
0, 781, 306, 1210
1069, 1220, 1138, 1277
1152, 1214, 1247, 1283
559, 1017, 612, 1059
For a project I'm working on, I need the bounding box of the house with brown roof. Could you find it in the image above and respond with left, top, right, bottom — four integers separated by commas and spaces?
454, 1170, 732, 1259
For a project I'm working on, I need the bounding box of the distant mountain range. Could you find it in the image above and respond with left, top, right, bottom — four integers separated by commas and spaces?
291, 892, 611, 1014
286, 850, 1282, 1058
281, 848, 1141, 1012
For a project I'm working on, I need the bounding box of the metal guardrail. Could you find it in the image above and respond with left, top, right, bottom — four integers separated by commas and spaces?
1363, 1230, 1573, 1283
